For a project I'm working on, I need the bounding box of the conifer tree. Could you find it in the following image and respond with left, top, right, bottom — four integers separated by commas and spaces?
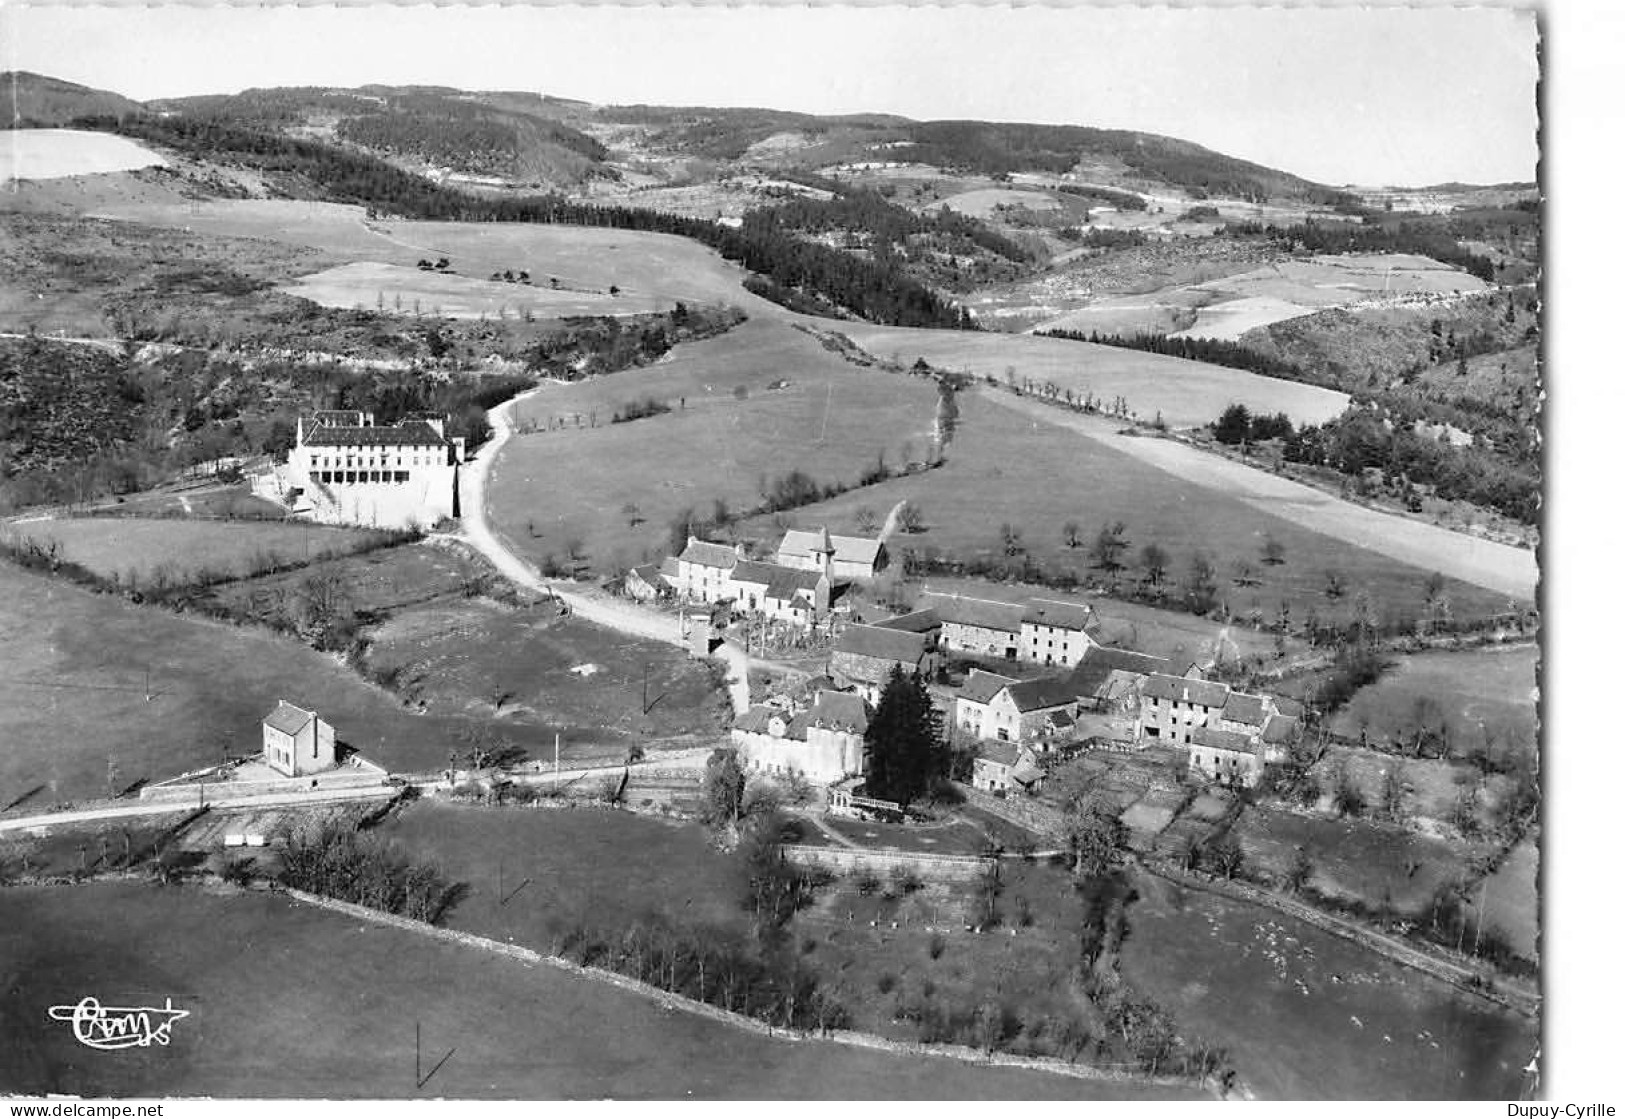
863, 666, 942, 808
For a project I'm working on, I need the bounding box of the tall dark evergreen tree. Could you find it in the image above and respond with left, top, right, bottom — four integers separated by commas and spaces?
862, 665, 942, 809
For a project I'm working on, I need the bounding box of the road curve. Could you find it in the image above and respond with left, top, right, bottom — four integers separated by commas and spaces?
983, 389, 1538, 603
455, 388, 753, 716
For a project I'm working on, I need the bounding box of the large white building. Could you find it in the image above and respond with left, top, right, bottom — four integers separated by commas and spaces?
283, 411, 464, 529
732, 690, 870, 785
777, 527, 886, 581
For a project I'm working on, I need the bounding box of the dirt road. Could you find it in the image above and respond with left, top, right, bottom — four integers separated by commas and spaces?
0, 783, 399, 836
454, 388, 754, 716
983, 390, 1538, 602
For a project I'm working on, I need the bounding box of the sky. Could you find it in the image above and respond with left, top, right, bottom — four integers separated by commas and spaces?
2, 2, 1538, 187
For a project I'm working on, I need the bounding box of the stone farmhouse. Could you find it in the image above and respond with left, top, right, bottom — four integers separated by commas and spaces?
953, 670, 1078, 745
1136, 673, 1304, 786
777, 527, 886, 581
624, 558, 678, 603
828, 623, 938, 705
728, 559, 832, 626
280, 411, 464, 529
914, 591, 1098, 667
674, 537, 744, 602
262, 701, 337, 778
1066, 647, 1176, 714
731, 689, 870, 785
972, 740, 1047, 795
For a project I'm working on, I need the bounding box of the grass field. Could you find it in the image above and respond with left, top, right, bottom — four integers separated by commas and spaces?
0, 562, 604, 809
1120, 872, 1537, 1099
736, 389, 1511, 626
376, 800, 746, 940
0, 881, 1181, 1099
834, 322, 1350, 430
488, 318, 941, 572
0, 516, 397, 585
84, 198, 782, 316
1231, 806, 1473, 916
0, 129, 167, 180
359, 596, 730, 749
1329, 645, 1540, 751
203, 540, 487, 619
1465, 835, 1539, 961
279, 260, 671, 319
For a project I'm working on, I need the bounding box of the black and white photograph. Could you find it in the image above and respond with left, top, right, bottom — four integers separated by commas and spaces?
0, 0, 1572, 1104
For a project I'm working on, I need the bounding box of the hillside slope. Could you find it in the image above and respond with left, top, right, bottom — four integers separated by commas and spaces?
2, 71, 145, 126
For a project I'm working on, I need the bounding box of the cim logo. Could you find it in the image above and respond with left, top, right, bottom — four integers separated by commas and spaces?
47, 997, 190, 1051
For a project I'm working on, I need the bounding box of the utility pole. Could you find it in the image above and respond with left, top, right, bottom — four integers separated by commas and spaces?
554, 732, 560, 784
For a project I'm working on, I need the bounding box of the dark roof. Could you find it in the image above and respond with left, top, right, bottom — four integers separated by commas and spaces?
264, 700, 314, 736
1021, 598, 1095, 632
959, 669, 1019, 705
1272, 695, 1305, 718
303, 420, 449, 448
1047, 709, 1076, 729
629, 562, 662, 586
1142, 674, 1231, 708
1011, 757, 1046, 785
1066, 646, 1170, 697
834, 624, 927, 664
1262, 714, 1301, 745
730, 560, 782, 587
657, 556, 680, 580
1222, 693, 1269, 727
1190, 726, 1262, 755
311, 410, 367, 426
733, 705, 775, 734
977, 740, 1021, 768
1005, 675, 1078, 713
765, 566, 824, 601
806, 690, 869, 732
679, 538, 740, 569
921, 591, 1025, 634
870, 608, 941, 634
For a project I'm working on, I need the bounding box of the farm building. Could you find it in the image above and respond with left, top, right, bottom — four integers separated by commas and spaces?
624, 560, 674, 602
913, 591, 1097, 666
279, 411, 464, 530
777, 526, 886, 580
828, 623, 938, 705
675, 536, 744, 602
731, 690, 870, 785
972, 741, 1047, 795
954, 671, 1077, 746
730, 559, 832, 626
1136, 674, 1232, 747
1067, 646, 1172, 713
261, 701, 337, 778
1187, 726, 1266, 788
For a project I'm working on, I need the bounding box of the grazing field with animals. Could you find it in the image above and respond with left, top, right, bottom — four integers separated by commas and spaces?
1120, 874, 1537, 1100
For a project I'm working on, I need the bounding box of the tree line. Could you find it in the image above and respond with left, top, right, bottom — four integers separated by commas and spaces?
80, 114, 976, 330
1039, 328, 1319, 386
1227, 217, 1496, 282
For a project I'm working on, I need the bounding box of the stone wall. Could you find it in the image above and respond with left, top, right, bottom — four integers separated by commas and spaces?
780, 843, 994, 881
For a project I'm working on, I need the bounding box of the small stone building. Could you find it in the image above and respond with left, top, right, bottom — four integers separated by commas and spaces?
262, 701, 337, 778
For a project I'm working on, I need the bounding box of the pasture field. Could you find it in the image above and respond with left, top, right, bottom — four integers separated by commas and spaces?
1120, 872, 1538, 1100
834, 322, 1350, 429
737, 389, 1511, 627
1465, 835, 1539, 961
99, 482, 287, 520
487, 318, 941, 572
1305, 745, 1483, 829
0, 129, 167, 180
278, 260, 670, 319
0, 515, 397, 585
359, 596, 731, 750
1230, 805, 1476, 916
83, 198, 782, 315
0, 562, 577, 809
375, 800, 745, 940
1329, 644, 1540, 751
203, 540, 487, 618
0, 882, 1171, 1100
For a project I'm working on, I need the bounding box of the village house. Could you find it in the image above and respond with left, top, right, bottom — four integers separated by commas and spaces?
674, 536, 744, 602
731, 689, 870, 785
262, 701, 337, 778
954, 670, 1078, 746
1018, 599, 1099, 667
972, 740, 1047, 795
828, 623, 937, 705
624, 559, 675, 603
777, 526, 886, 581
729, 559, 831, 625
280, 411, 464, 530
1187, 726, 1266, 787
1136, 674, 1233, 747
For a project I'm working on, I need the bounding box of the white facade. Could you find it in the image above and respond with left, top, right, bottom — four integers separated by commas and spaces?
284, 413, 463, 530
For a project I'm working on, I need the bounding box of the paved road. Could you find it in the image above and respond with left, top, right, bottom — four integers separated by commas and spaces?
982, 389, 1538, 602
0, 783, 400, 836
453, 387, 755, 716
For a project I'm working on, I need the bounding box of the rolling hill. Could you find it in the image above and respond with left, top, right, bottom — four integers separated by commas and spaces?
2, 71, 145, 127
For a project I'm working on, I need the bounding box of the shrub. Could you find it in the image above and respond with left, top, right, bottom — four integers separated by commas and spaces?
928, 932, 947, 960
